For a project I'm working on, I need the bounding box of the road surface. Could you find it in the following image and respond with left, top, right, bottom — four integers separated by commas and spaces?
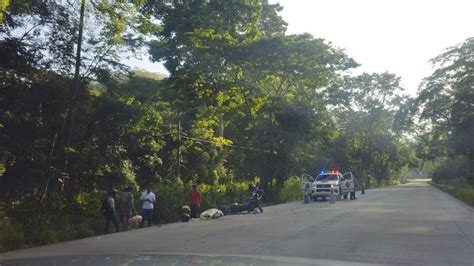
1, 180, 473, 265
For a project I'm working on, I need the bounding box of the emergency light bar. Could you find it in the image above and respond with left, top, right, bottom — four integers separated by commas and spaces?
320, 168, 341, 174
327, 168, 340, 174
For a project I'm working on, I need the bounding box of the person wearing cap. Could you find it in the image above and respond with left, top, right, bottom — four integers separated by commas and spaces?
103, 189, 119, 234
119, 186, 136, 230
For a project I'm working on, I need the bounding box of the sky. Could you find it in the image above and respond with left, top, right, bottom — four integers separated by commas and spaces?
125, 0, 474, 96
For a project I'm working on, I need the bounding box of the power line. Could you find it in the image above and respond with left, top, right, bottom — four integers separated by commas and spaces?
156, 131, 174, 137
155, 122, 274, 154
181, 135, 273, 154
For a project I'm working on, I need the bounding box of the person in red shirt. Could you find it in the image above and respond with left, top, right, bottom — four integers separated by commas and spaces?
190, 184, 201, 219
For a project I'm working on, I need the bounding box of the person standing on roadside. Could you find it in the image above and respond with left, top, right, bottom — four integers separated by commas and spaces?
140, 186, 156, 228
190, 184, 201, 219
350, 176, 358, 200
102, 189, 119, 234
249, 183, 264, 213
119, 186, 136, 230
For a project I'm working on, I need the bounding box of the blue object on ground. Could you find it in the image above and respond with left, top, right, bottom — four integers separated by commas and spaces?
329, 189, 336, 204
304, 194, 310, 204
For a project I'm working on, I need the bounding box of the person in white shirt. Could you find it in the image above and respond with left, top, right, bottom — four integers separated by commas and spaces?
140, 186, 156, 228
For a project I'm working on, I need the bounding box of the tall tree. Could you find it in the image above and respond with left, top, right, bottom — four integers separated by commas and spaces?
143, 0, 289, 183
0, 0, 151, 196
225, 34, 357, 189
416, 37, 474, 184
331, 72, 410, 186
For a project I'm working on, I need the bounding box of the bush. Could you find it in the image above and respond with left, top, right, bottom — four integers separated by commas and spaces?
152, 182, 189, 223
432, 156, 470, 182
0, 223, 26, 252
280, 176, 303, 202
456, 188, 474, 206
0, 200, 26, 251
0, 193, 105, 252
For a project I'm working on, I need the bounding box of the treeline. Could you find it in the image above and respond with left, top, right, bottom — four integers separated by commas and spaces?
413, 38, 474, 186
0, 0, 471, 250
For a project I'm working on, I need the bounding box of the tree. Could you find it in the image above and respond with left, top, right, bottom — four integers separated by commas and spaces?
330, 72, 411, 186
143, 0, 289, 183
0, 0, 151, 197
416, 37, 474, 184
224, 34, 357, 190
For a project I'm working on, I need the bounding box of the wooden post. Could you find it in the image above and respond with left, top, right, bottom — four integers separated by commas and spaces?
177, 120, 181, 180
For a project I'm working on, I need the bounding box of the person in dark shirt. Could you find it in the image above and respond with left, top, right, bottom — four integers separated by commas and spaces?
249, 184, 264, 213
103, 189, 119, 234
119, 187, 136, 230
350, 177, 358, 200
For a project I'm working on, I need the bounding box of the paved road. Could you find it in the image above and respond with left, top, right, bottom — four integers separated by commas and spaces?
1, 180, 473, 265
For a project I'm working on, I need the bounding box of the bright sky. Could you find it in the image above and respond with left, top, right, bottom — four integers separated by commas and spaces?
125, 0, 474, 96
269, 0, 474, 95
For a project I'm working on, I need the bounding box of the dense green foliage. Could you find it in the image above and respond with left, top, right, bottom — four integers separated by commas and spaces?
414, 38, 474, 185
0, 0, 471, 251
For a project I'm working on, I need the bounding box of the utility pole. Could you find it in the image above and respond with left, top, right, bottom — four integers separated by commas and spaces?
177, 120, 181, 180
63, 0, 86, 193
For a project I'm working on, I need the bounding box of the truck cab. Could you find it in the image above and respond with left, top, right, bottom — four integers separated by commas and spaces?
303, 171, 355, 201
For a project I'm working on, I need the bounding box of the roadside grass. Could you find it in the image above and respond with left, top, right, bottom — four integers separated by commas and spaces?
429, 179, 474, 206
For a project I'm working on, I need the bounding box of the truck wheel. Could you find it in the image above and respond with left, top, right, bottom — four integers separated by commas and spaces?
321, 196, 326, 201
313, 196, 318, 202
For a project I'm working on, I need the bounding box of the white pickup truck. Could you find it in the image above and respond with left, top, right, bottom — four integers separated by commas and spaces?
302, 171, 355, 201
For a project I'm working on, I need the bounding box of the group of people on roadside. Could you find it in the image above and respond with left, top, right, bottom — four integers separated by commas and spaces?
102, 183, 262, 234
102, 186, 156, 234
